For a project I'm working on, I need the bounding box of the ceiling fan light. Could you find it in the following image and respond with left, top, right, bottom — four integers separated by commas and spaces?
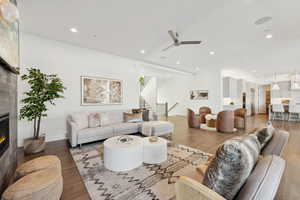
0, 1, 19, 23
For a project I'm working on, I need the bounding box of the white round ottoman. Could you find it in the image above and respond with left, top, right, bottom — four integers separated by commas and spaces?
104, 135, 143, 172
143, 137, 167, 164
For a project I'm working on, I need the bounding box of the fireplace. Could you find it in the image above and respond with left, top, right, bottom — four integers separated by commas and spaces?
0, 113, 9, 158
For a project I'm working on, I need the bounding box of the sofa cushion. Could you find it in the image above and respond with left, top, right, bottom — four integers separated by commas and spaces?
88, 113, 101, 128
235, 155, 285, 200
100, 112, 110, 126
111, 123, 139, 135
255, 122, 275, 148
203, 134, 261, 200
71, 112, 89, 130
77, 127, 114, 142
261, 130, 289, 156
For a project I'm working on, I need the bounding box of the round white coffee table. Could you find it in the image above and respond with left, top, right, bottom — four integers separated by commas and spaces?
143, 137, 167, 164
104, 135, 143, 172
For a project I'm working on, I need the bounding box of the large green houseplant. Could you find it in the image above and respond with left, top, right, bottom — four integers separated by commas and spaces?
20, 68, 65, 154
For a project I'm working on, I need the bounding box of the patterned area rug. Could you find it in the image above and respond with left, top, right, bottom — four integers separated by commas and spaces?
70, 141, 211, 200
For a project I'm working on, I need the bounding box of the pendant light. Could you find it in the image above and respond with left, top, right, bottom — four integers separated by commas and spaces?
272, 73, 280, 90
0, 0, 19, 23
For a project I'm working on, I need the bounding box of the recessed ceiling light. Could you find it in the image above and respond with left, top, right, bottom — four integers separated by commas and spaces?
140, 49, 146, 54
265, 34, 273, 39
176, 60, 180, 65
209, 51, 215, 55
70, 28, 78, 33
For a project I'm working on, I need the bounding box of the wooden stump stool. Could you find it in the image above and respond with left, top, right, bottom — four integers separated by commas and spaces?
3, 168, 63, 200
15, 155, 61, 180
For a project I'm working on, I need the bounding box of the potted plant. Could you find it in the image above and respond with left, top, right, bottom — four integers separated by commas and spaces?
20, 68, 65, 154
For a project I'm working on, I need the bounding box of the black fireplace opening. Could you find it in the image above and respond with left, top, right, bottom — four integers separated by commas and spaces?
0, 113, 9, 158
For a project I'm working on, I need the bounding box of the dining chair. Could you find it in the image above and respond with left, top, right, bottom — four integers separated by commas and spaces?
288, 104, 300, 122
272, 104, 285, 120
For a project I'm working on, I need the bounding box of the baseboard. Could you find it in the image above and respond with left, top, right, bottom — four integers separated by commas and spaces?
18, 134, 67, 147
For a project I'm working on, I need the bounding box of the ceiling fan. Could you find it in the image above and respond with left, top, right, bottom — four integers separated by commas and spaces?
162, 30, 202, 51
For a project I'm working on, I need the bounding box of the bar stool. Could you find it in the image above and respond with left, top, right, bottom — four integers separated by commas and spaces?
272, 104, 285, 120
289, 104, 300, 122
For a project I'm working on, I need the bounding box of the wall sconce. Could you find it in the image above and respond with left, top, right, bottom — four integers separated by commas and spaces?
0, 0, 19, 23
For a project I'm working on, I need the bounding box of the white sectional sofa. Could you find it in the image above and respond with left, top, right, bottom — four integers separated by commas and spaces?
67, 110, 144, 147
67, 110, 174, 148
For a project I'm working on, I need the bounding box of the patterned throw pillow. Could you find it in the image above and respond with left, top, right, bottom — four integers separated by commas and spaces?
203, 134, 261, 200
124, 112, 143, 123
255, 121, 275, 148
88, 113, 101, 128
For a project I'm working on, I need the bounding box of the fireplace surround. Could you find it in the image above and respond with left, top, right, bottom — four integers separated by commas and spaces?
0, 66, 18, 195
0, 113, 9, 158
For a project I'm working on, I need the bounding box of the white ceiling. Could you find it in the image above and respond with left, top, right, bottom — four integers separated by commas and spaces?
18, 0, 300, 76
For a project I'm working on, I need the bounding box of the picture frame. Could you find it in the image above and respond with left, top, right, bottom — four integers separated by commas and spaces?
0, 0, 19, 70
81, 76, 123, 105
190, 90, 209, 100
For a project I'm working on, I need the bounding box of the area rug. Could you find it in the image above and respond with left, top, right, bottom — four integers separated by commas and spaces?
70, 141, 211, 200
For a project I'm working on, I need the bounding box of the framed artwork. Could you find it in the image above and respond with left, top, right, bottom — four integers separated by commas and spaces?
0, 0, 19, 69
81, 76, 123, 105
190, 90, 209, 100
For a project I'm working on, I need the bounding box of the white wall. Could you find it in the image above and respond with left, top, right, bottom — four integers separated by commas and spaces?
158, 68, 222, 116
18, 33, 191, 146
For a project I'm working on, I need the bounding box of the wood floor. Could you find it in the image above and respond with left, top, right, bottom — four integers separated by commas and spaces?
17, 115, 299, 200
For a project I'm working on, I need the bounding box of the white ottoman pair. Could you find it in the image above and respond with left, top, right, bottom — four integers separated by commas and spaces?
104, 136, 167, 172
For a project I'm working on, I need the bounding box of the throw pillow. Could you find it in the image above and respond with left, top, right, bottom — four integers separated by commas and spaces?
202, 134, 261, 200
124, 112, 143, 123
88, 113, 101, 128
71, 112, 89, 130
255, 121, 275, 148
100, 112, 110, 126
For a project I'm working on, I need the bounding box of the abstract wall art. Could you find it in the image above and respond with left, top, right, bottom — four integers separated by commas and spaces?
81, 76, 123, 105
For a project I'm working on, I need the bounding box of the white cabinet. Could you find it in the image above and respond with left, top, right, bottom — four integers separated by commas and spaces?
230, 78, 237, 98
223, 77, 230, 98
223, 77, 238, 98
223, 77, 244, 104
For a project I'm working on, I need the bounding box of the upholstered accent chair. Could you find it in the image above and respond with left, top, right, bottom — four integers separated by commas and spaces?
216, 110, 235, 133
187, 109, 201, 128
199, 107, 212, 123
234, 108, 246, 129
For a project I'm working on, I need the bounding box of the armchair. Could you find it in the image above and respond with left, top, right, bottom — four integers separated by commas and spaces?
199, 107, 212, 123
216, 110, 235, 133
187, 109, 201, 128
234, 108, 246, 129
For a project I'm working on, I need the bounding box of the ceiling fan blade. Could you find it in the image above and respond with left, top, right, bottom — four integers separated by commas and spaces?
180, 41, 202, 45
162, 43, 175, 51
168, 30, 178, 43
